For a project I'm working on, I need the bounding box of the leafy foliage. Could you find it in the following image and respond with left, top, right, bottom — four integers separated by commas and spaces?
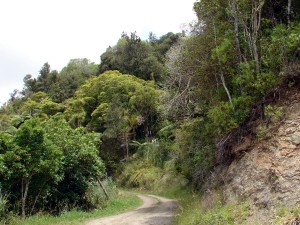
99, 32, 179, 82
22, 59, 97, 103
0, 119, 63, 218
0, 0, 299, 220
0, 115, 105, 217
41, 115, 105, 212
65, 70, 162, 164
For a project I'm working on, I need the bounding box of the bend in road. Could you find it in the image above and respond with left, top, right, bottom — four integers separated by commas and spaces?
86, 194, 178, 225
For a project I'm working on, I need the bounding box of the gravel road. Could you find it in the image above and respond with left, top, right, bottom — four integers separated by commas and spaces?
85, 194, 178, 225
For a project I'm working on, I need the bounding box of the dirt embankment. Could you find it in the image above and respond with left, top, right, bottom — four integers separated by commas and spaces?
219, 84, 300, 223
224, 89, 300, 203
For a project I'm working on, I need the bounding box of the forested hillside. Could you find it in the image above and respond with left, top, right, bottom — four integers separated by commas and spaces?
1, 0, 300, 223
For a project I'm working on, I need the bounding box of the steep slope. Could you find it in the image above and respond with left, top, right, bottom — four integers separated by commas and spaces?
226, 94, 300, 204
222, 83, 300, 222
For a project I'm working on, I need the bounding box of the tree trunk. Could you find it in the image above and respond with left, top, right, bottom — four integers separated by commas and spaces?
251, 0, 265, 74
230, 0, 244, 93
288, 0, 292, 25
125, 134, 129, 158
21, 179, 29, 219
243, 24, 254, 60
212, 21, 233, 105
232, 0, 242, 65
30, 181, 47, 215
220, 71, 233, 104
252, 38, 260, 73
30, 195, 39, 216
97, 178, 109, 200
122, 130, 130, 159
240, 0, 265, 74
252, 1, 259, 73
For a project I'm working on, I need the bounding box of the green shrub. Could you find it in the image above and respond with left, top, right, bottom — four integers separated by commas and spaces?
232, 95, 254, 124
208, 102, 237, 135
265, 105, 284, 123
262, 22, 300, 73
235, 62, 280, 97
256, 124, 271, 140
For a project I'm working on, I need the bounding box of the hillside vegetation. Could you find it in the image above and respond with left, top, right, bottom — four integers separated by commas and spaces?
1, 0, 300, 223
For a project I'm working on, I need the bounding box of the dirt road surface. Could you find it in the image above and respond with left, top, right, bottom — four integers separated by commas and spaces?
85, 194, 178, 225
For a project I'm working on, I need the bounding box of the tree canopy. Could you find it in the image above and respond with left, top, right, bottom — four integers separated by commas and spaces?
99, 32, 180, 83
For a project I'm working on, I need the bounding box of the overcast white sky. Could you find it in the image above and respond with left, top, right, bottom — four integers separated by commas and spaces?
0, 0, 196, 104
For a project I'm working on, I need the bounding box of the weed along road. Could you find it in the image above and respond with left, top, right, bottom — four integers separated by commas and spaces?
86, 194, 178, 225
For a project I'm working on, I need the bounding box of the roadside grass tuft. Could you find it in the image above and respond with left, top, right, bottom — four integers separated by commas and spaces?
9, 192, 141, 225
174, 191, 250, 225
154, 185, 250, 225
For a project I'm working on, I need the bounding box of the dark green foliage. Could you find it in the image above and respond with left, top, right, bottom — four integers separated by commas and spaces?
22, 59, 98, 103
23, 74, 38, 95
0, 115, 105, 217
65, 70, 162, 165
99, 32, 179, 82
172, 118, 215, 182
50, 59, 98, 102
0, 119, 63, 218
42, 115, 105, 212
36, 63, 54, 93
263, 0, 300, 25
151, 32, 180, 63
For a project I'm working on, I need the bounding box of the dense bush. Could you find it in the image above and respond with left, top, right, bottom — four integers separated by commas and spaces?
0, 115, 105, 217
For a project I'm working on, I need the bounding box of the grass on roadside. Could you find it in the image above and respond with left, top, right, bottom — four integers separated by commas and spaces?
9, 192, 142, 225
156, 186, 250, 225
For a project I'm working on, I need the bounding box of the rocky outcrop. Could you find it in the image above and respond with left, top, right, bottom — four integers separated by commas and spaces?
224, 93, 300, 209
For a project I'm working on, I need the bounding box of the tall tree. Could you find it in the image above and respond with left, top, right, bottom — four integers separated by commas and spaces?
66, 70, 161, 163
1, 119, 62, 218
99, 32, 169, 82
